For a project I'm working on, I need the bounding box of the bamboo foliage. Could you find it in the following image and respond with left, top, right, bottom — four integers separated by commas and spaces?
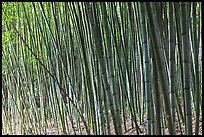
2, 2, 202, 135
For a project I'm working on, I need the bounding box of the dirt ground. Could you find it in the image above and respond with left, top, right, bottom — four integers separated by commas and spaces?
2, 109, 202, 135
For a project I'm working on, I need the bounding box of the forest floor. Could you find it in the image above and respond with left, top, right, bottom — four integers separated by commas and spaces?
2, 107, 202, 135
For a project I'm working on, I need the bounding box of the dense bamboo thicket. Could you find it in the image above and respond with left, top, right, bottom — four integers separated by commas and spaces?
2, 2, 202, 135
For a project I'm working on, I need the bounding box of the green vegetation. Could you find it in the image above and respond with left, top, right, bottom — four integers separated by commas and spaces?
2, 2, 202, 135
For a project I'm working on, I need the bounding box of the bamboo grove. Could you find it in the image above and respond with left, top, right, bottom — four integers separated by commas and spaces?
2, 2, 202, 135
